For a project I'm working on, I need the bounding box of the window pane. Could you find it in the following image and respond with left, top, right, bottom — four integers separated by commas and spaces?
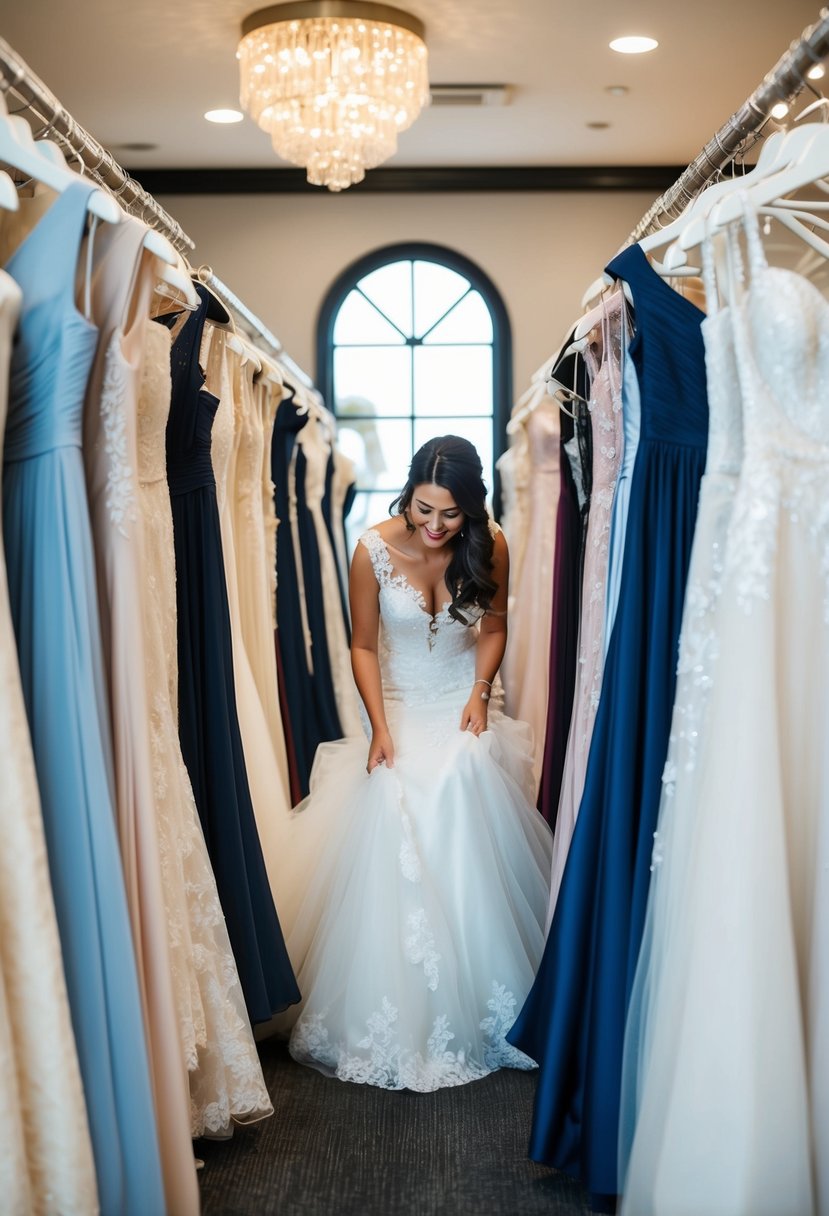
413, 346, 493, 416
333, 290, 406, 345
422, 290, 493, 344
337, 418, 412, 491
413, 261, 469, 337
357, 261, 413, 337
334, 346, 412, 417
414, 417, 494, 499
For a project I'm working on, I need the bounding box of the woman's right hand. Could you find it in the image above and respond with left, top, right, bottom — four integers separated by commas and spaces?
367, 729, 395, 773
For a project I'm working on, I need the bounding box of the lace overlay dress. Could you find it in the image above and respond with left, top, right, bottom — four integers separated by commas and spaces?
280, 526, 553, 1091
137, 320, 273, 1137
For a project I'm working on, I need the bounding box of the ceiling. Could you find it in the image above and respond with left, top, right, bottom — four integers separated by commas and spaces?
1, 1, 824, 172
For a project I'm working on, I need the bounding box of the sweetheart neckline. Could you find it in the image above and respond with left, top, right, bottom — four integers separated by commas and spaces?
367, 528, 452, 624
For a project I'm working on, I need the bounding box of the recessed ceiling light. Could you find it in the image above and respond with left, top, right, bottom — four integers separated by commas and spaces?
605, 84, 629, 96
205, 108, 244, 124
113, 141, 159, 153
610, 36, 658, 54
587, 121, 610, 129
808, 63, 825, 80
770, 101, 789, 120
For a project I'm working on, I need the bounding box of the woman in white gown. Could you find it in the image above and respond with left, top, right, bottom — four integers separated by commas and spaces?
279, 435, 553, 1091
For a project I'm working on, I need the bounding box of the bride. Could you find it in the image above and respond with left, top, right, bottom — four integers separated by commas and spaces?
278, 435, 553, 1091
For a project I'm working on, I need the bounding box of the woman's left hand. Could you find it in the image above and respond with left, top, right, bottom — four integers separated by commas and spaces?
460, 696, 488, 736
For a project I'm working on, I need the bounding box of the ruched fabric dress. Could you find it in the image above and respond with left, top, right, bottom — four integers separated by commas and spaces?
160, 288, 300, 1025
508, 243, 708, 1207
3, 181, 165, 1215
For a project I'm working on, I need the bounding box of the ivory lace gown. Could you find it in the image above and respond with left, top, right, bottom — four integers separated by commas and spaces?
281, 526, 553, 1091
0, 267, 98, 1214
203, 328, 291, 887
619, 206, 829, 1216
137, 318, 273, 1136
82, 217, 199, 1216
502, 397, 561, 785
232, 363, 290, 801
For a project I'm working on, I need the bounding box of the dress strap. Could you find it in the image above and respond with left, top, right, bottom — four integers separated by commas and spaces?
359, 528, 393, 587
701, 227, 720, 319
737, 192, 768, 279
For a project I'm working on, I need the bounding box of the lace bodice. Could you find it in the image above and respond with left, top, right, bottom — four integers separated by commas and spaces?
137, 321, 172, 484
359, 529, 485, 705
727, 203, 829, 618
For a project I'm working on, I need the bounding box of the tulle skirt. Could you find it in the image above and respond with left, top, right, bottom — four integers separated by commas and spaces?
277, 689, 554, 1091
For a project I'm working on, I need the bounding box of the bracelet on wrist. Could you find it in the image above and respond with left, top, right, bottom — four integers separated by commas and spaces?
473, 678, 492, 702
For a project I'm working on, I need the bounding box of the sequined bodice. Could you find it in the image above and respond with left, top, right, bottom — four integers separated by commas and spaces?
137, 321, 171, 484
4, 183, 98, 463
359, 529, 482, 705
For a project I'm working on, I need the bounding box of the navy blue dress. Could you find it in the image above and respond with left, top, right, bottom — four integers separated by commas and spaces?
161, 290, 300, 1024
507, 244, 709, 1206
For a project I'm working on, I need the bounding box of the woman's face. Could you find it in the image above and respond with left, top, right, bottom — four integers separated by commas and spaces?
409, 482, 465, 549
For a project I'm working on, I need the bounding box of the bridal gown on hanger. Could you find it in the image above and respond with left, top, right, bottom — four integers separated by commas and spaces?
280, 524, 553, 1091
3, 180, 165, 1215
83, 215, 199, 1216
621, 204, 829, 1216
137, 316, 273, 1137
0, 265, 98, 1215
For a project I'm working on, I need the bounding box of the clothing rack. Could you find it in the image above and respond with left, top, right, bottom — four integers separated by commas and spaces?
0, 35, 316, 390
626, 7, 829, 245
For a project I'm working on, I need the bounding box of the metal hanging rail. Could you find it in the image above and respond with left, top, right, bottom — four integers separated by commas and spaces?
0, 35, 315, 389
626, 7, 829, 245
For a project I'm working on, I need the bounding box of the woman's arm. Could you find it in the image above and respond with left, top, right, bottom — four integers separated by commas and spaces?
460, 529, 510, 734
349, 542, 395, 770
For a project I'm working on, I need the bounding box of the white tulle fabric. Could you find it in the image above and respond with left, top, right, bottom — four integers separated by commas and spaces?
279, 526, 553, 1090
137, 320, 273, 1137
0, 270, 99, 1213
620, 210, 829, 1216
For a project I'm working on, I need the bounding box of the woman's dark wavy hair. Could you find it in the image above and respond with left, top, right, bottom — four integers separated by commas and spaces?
389, 435, 497, 624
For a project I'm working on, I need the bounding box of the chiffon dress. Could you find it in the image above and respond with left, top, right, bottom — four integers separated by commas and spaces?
621, 206, 829, 1216
508, 242, 708, 1206
0, 264, 98, 1215
280, 526, 553, 1091
3, 181, 165, 1215
160, 288, 299, 1024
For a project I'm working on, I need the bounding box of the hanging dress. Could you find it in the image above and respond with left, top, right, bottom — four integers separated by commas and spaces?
161, 288, 300, 1024
547, 295, 624, 917
82, 216, 199, 1216
3, 181, 165, 1215
507, 242, 708, 1206
137, 316, 273, 1137
621, 205, 829, 1216
0, 263, 98, 1215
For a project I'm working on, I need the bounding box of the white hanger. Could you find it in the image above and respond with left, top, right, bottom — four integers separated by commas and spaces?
141, 229, 199, 309
0, 100, 121, 224
673, 123, 829, 255
0, 168, 17, 212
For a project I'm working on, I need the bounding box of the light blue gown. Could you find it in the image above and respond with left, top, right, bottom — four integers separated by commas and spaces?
3, 181, 165, 1215
602, 339, 641, 658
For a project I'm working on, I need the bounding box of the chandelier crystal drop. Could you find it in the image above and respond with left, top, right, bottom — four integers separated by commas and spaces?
239, 2, 430, 192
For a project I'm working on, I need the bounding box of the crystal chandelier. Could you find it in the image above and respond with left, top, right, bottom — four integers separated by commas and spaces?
239, 2, 430, 192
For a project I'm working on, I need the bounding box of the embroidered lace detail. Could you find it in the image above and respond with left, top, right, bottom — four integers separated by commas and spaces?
398, 803, 422, 883
480, 982, 533, 1070
404, 909, 440, 991
293, 982, 532, 1092
100, 339, 136, 536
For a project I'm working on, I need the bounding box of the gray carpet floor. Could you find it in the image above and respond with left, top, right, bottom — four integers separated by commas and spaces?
195, 1040, 592, 1215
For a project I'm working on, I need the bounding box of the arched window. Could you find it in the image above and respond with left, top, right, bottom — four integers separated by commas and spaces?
317, 242, 511, 547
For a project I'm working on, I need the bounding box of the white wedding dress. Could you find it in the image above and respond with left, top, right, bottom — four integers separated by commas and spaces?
621, 206, 829, 1216
279, 525, 553, 1091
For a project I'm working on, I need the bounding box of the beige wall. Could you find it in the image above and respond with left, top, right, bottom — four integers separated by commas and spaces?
159, 189, 655, 395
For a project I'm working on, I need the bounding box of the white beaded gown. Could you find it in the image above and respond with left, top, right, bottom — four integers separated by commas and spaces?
280, 525, 553, 1091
